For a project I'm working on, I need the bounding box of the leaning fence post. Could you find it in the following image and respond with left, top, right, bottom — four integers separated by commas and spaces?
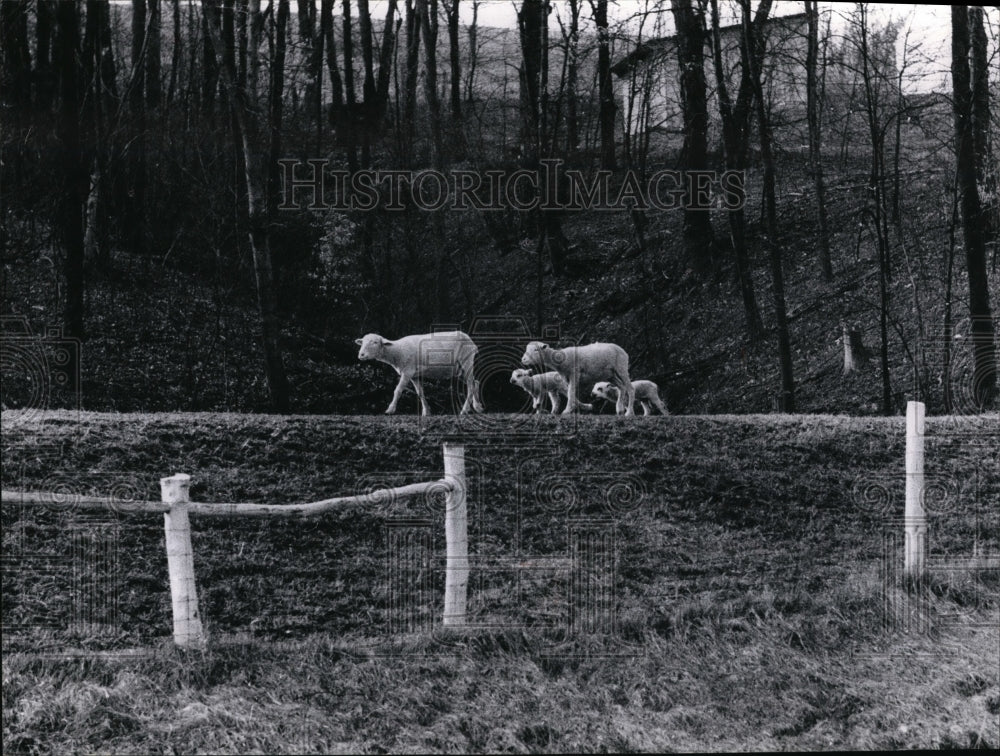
442, 443, 468, 627
904, 401, 926, 577
161, 473, 205, 647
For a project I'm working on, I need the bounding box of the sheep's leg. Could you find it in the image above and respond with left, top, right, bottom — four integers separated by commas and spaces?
616, 381, 635, 416
562, 379, 577, 414
548, 391, 561, 414
653, 396, 669, 415
641, 401, 652, 416
412, 378, 432, 416
533, 395, 543, 414
459, 375, 473, 414
386, 373, 410, 414
470, 375, 484, 413
459, 367, 476, 414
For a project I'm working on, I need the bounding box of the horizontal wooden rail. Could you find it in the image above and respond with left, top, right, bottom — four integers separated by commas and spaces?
2, 443, 470, 647
0, 491, 170, 513
0, 480, 451, 517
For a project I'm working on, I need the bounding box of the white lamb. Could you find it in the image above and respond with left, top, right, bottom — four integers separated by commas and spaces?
509, 369, 593, 414
592, 380, 668, 416
355, 331, 484, 415
521, 341, 634, 415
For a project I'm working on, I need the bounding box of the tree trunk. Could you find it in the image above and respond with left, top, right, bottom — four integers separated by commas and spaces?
591, 0, 616, 170
969, 7, 996, 250
202, 0, 220, 113
35, 0, 57, 109
147, 0, 162, 106
806, 0, 832, 281
268, 0, 290, 205
296, 0, 315, 42
56, 1, 87, 341
83, 0, 116, 272
565, 0, 580, 155
310, 1, 326, 148
671, 0, 715, 273
417, 0, 443, 166
247, 0, 262, 98
130, 0, 148, 256
741, 0, 794, 411
237, 0, 248, 87
167, 0, 182, 103
952, 6, 998, 408
842, 322, 870, 375
404, 0, 421, 144
445, 0, 461, 119
205, 0, 291, 411
709, 0, 764, 340
856, 5, 893, 415
465, 1, 479, 103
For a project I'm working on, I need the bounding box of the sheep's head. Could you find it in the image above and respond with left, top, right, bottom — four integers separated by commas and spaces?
521, 341, 550, 368
510, 368, 531, 384
591, 381, 617, 400
355, 334, 389, 361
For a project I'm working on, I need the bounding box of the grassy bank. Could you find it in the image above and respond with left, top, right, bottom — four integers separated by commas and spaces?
2, 412, 998, 752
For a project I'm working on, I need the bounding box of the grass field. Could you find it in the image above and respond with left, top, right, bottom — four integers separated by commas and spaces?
2, 411, 998, 752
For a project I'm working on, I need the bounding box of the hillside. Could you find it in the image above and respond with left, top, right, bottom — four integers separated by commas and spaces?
1, 3, 996, 417
3, 128, 995, 417
2, 412, 997, 751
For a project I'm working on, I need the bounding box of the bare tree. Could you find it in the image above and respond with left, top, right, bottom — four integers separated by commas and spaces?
671, 0, 716, 273
464, 0, 480, 103
205, 0, 291, 411
147, 0, 162, 107
951, 5, 997, 408
852, 4, 895, 414
805, 0, 833, 281
589, 0, 616, 170
443, 0, 462, 119
709, 0, 764, 340
56, 1, 87, 341
35, 0, 58, 109
740, 0, 794, 411
969, 6, 996, 250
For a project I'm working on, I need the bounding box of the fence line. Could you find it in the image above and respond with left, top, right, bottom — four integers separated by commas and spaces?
1, 443, 468, 647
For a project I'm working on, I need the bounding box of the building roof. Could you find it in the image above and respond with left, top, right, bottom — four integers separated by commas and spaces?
611, 11, 808, 77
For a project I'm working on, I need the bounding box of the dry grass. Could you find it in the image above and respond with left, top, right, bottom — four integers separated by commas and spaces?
2, 411, 998, 752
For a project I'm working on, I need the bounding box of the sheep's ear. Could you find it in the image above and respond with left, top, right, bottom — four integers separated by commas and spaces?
380, 338, 391, 346
354, 338, 364, 346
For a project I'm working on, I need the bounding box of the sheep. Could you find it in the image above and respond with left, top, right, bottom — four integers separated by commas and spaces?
509, 369, 593, 414
521, 341, 635, 415
592, 380, 668, 416
355, 330, 484, 415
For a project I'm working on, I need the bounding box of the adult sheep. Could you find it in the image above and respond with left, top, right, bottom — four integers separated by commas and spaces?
355, 331, 484, 415
521, 341, 634, 415
592, 380, 668, 416
510, 369, 593, 415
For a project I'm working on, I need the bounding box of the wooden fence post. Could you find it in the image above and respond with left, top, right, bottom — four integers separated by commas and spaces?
904, 401, 926, 577
161, 473, 205, 647
442, 443, 468, 626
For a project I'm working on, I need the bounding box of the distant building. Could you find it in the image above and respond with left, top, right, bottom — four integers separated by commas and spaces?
612, 11, 898, 149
